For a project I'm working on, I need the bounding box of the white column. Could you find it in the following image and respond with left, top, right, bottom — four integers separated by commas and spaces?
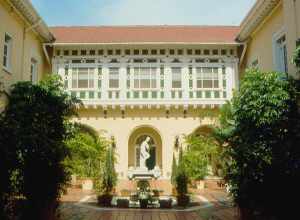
182, 59, 190, 100
102, 59, 109, 100
119, 59, 127, 100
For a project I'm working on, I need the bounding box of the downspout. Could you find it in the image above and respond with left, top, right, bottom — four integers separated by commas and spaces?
21, 26, 26, 80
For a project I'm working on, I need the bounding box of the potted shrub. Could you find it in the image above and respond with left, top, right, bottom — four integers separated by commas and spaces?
97, 146, 117, 207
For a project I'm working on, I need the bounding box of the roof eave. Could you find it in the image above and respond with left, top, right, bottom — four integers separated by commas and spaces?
7, 0, 55, 42
50, 42, 241, 46
237, 0, 281, 42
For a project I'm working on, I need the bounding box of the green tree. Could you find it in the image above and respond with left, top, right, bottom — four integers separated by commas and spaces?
171, 153, 177, 185
100, 143, 117, 194
183, 134, 218, 180
0, 75, 78, 220
65, 123, 108, 178
223, 69, 300, 219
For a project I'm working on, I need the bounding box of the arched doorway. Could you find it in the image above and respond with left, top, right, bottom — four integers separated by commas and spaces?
128, 126, 162, 170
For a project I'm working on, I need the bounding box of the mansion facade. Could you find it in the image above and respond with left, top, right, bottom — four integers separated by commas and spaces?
50, 31, 240, 190
1, 0, 299, 193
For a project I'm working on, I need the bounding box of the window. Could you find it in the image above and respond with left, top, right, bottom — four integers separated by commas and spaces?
273, 33, 288, 73
3, 33, 12, 70
171, 67, 182, 88
30, 58, 38, 83
71, 68, 95, 89
134, 67, 157, 89
64, 50, 69, 56
196, 67, 219, 89
109, 68, 119, 88
72, 50, 78, 56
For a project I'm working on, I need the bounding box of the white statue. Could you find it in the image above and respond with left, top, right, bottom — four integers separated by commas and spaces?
140, 136, 151, 170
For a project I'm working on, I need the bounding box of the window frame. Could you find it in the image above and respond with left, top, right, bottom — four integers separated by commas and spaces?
272, 27, 288, 73
171, 67, 182, 89
133, 66, 158, 90
3, 33, 12, 72
71, 67, 95, 89
30, 58, 38, 83
108, 67, 120, 89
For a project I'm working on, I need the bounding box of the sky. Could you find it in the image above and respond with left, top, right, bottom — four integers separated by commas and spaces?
31, 0, 256, 27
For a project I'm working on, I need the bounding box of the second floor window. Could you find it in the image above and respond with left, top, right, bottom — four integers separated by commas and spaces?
3, 33, 12, 70
171, 67, 182, 88
72, 68, 95, 89
134, 67, 157, 89
109, 67, 119, 88
196, 67, 219, 89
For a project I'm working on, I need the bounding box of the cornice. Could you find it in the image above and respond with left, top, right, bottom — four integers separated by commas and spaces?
237, 0, 281, 42
6, 0, 54, 42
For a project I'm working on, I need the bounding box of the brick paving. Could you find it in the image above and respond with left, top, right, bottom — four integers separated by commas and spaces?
58, 188, 238, 220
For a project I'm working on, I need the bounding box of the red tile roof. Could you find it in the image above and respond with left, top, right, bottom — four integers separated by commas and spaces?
50, 26, 240, 44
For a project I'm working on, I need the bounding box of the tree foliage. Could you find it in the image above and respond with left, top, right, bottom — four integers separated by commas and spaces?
175, 147, 189, 196
65, 123, 108, 178
0, 75, 78, 220
222, 69, 300, 219
171, 153, 177, 185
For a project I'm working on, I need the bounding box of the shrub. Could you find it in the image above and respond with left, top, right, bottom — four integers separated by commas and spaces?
0, 75, 78, 220
223, 69, 300, 219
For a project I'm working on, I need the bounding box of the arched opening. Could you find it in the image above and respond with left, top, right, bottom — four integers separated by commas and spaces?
128, 126, 162, 170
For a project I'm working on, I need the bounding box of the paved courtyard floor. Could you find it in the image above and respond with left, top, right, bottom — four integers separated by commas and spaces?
58, 188, 238, 220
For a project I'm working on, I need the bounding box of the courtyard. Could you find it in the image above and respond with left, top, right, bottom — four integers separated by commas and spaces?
59, 188, 237, 220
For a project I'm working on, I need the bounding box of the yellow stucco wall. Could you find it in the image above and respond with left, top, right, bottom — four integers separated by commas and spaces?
0, 0, 49, 110
74, 107, 217, 180
242, 3, 284, 76
242, 1, 300, 78
283, 0, 300, 77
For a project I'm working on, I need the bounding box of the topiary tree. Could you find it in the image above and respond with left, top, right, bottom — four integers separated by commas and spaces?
223, 69, 300, 219
0, 75, 79, 220
175, 147, 190, 207
97, 139, 117, 207
171, 153, 177, 185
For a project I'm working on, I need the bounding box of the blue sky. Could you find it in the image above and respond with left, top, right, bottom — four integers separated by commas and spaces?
31, 0, 256, 27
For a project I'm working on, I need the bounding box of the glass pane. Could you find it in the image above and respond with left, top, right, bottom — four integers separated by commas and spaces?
197, 80, 202, 88
189, 92, 193, 98
197, 91, 202, 98
78, 68, 89, 88
214, 80, 219, 88
214, 91, 220, 98
72, 71, 77, 88
80, 91, 86, 99
98, 92, 101, 98
89, 91, 94, 99
205, 91, 211, 98
152, 91, 157, 98
203, 80, 213, 88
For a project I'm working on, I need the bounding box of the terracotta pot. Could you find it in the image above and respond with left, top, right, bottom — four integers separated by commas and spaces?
97, 194, 113, 207
177, 195, 190, 207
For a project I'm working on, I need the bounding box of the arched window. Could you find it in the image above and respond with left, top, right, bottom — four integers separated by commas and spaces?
135, 135, 156, 170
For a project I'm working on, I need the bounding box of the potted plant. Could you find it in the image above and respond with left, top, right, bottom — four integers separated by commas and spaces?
97, 146, 117, 207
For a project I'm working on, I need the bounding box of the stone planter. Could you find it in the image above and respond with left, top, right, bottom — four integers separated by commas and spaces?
81, 179, 93, 190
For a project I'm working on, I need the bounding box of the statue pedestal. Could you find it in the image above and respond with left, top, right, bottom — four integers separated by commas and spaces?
128, 166, 161, 180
